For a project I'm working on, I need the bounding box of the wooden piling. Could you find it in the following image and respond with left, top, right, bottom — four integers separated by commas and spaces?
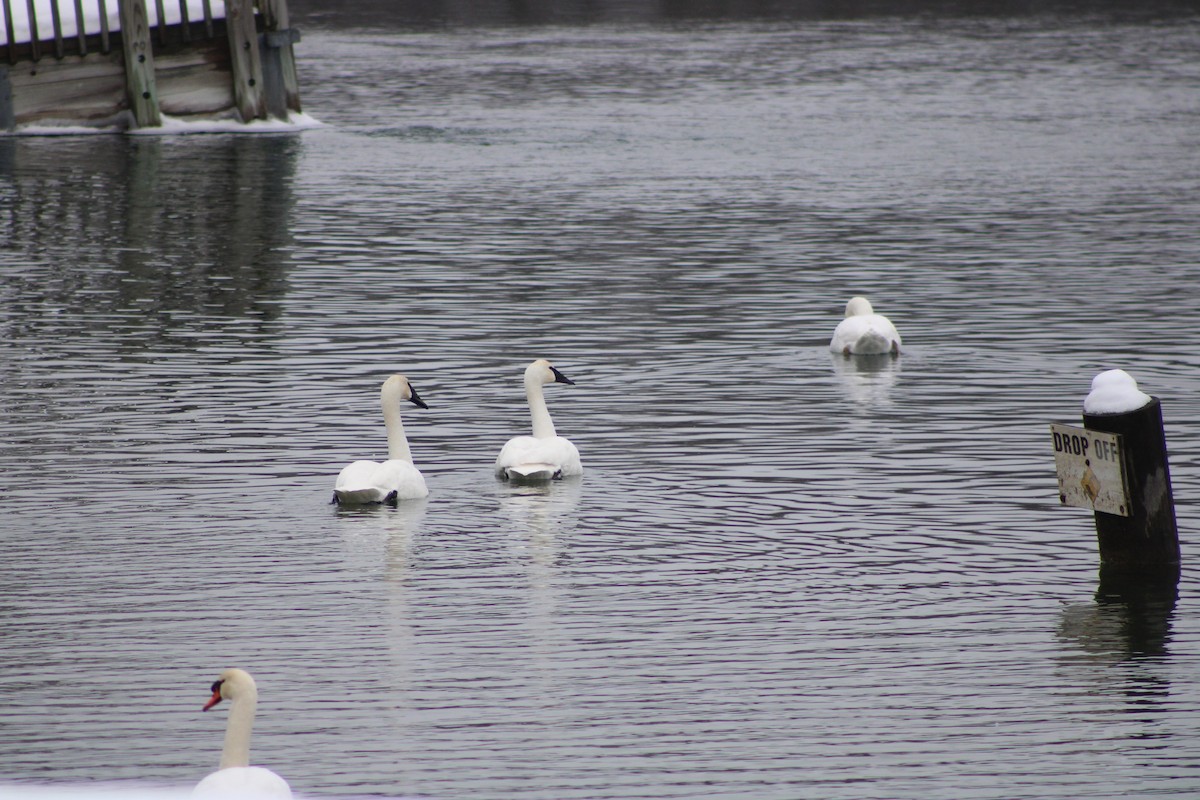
72, 0, 87, 55
118, 0, 161, 128
258, 0, 301, 119
49, 0, 63, 58
1083, 397, 1180, 574
224, 0, 266, 122
0, 67, 14, 130
25, 0, 41, 62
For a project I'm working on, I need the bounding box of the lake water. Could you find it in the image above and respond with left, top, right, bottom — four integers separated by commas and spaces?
3, 4, 1200, 799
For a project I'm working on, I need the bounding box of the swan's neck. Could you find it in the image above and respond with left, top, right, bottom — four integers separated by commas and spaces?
220, 693, 256, 769
526, 380, 557, 439
383, 401, 413, 462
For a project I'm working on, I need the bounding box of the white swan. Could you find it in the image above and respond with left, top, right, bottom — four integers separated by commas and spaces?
829, 296, 902, 356
333, 374, 429, 505
495, 359, 582, 482
193, 669, 292, 800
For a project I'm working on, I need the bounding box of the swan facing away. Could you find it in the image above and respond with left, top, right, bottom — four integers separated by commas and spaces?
829, 296, 902, 356
193, 669, 292, 800
495, 359, 582, 483
333, 374, 429, 505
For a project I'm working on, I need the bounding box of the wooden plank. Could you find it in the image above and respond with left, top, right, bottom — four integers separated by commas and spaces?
118, 0, 161, 127
6, 52, 127, 124
6, 39, 240, 126
154, 38, 233, 116
224, 0, 264, 121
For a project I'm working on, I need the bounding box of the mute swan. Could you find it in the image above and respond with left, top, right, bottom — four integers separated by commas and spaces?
333, 374, 429, 505
193, 668, 292, 800
830, 296, 902, 356
495, 359, 582, 482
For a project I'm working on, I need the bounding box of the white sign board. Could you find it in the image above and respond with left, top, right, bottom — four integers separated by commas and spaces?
1050, 424, 1129, 517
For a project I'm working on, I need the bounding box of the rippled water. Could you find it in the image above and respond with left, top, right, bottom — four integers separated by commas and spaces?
4, 7, 1200, 800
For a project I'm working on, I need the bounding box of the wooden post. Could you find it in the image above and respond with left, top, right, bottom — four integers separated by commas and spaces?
153, 0, 165, 46
73, 0, 87, 55
25, 0, 40, 62
258, 0, 301, 119
118, 0, 161, 128
225, 0, 266, 122
3, 0, 15, 65
99, 0, 112, 54
49, 0, 63, 59
1083, 397, 1180, 574
0, 66, 14, 131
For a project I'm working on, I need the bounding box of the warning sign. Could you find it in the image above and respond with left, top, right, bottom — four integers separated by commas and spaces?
1050, 424, 1130, 517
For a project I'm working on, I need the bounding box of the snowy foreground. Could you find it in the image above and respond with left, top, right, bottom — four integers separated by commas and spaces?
0, 782, 425, 800
0, 784, 194, 800
1, 0, 227, 46
10, 110, 325, 135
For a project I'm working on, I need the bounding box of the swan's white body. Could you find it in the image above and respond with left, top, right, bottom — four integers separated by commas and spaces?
193, 669, 292, 800
193, 767, 292, 799
495, 359, 582, 482
830, 296, 902, 356
334, 374, 429, 505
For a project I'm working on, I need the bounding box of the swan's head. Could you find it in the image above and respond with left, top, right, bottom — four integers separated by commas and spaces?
526, 359, 575, 387
382, 374, 429, 410
845, 296, 875, 317
202, 668, 258, 711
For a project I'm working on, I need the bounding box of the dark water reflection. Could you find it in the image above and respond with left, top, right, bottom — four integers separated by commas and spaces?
4, 8, 1200, 800
0, 136, 297, 329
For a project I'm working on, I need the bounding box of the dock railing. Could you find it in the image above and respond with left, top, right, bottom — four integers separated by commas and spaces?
0, 0, 300, 130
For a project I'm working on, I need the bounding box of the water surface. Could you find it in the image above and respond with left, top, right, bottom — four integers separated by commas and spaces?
3, 8, 1200, 800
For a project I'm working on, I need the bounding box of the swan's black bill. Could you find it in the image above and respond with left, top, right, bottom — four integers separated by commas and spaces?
550, 367, 575, 385
407, 384, 429, 409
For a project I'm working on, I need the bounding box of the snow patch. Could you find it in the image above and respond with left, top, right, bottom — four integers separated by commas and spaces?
1083, 369, 1152, 415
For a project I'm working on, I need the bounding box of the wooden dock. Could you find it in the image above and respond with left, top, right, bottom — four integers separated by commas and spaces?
0, 0, 301, 131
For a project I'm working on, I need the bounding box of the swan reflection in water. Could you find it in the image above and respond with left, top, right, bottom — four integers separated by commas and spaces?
497, 477, 582, 608
496, 477, 583, 556
829, 350, 901, 411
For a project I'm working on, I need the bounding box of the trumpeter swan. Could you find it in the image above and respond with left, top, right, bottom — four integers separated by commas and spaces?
192, 669, 292, 799
830, 296, 902, 356
333, 374, 429, 505
495, 359, 582, 482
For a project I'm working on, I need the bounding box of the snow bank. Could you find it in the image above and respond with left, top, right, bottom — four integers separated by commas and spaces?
10, 110, 324, 135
